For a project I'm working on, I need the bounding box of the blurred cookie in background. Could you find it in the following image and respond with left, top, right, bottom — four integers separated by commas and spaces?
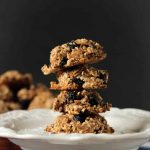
0, 70, 54, 113
0, 84, 13, 101
0, 70, 32, 91
18, 83, 54, 109
28, 91, 55, 110
5, 102, 21, 110
0, 101, 8, 113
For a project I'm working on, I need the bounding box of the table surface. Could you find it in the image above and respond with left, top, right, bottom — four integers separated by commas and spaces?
0, 138, 21, 150
0, 138, 149, 150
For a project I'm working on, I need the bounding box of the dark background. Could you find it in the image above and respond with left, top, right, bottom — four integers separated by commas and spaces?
0, 0, 150, 110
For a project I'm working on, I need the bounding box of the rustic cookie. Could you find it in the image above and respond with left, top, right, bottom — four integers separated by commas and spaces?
45, 113, 114, 134
41, 38, 106, 74
17, 84, 51, 100
53, 90, 111, 114
28, 91, 54, 110
50, 66, 108, 90
17, 83, 53, 109
17, 88, 35, 101
0, 101, 8, 113
5, 102, 21, 110
30, 83, 50, 94
0, 70, 32, 91
0, 85, 13, 101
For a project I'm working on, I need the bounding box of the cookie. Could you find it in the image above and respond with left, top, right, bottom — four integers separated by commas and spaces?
0, 85, 13, 101
5, 102, 21, 110
45, 113, 114, 134
17, 88, 36, 101
41, 39, 106, 74
17, 88, 36, 109
53, 90, 111, 114
29, 83, 50, 94
17, 83, 51, 100
0, 70, 54, 112
0, 70, 32, 91
0, 101, 8, 113
50, 66, 108, 90
28, 91, 54, 110
17, 83, 53, 109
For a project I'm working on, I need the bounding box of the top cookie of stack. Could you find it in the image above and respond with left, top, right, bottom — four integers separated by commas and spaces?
41, 38, 106, 75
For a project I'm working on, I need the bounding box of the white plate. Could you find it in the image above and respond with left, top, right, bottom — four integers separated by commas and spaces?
0, 108, 150, 150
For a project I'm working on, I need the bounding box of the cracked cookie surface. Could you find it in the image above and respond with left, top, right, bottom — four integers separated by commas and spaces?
41, 39, 106, 74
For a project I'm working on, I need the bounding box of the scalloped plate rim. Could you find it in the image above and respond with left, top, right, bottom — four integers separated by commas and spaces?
0, 107, 150, 143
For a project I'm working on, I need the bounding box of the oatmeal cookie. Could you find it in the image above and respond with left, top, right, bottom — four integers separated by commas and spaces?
0, 101, 8, 113
41, 38, 106, 74
17, 83, 53, 109
53, 90, 111, 114
0, 70, 32, 91
17, 88, 35, 101
45, 113, 114, 134
17, 83, 50, 100
17, 88, 36, 109
5, 102, 21, 110
50, 66, 108, 90
28, 91, 54, 110
0, 85, 13, 101
30, 83, 50, 93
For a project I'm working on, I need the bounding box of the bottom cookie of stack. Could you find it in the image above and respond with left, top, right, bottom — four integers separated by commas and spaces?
45, 113, 114, 134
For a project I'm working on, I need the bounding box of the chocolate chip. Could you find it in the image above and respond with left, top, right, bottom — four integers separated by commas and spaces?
60, 57, 68, 67
19, 100, 30, 109
71, 78, 84, 87
88, 94, 99, 106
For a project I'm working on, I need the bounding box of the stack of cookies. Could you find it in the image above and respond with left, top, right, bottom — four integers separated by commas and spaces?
42, 38, 114, 134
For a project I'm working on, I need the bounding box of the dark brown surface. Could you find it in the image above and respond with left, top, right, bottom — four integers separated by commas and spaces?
0, 138, 21, 150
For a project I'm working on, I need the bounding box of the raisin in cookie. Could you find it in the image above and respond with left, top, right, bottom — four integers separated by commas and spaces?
50, 66, 108, 90
45, 113, 114, 134
17, 88, 35, 101
41, 39, 106, 74
0, 70, 32, 91
53, 90, 111, 114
